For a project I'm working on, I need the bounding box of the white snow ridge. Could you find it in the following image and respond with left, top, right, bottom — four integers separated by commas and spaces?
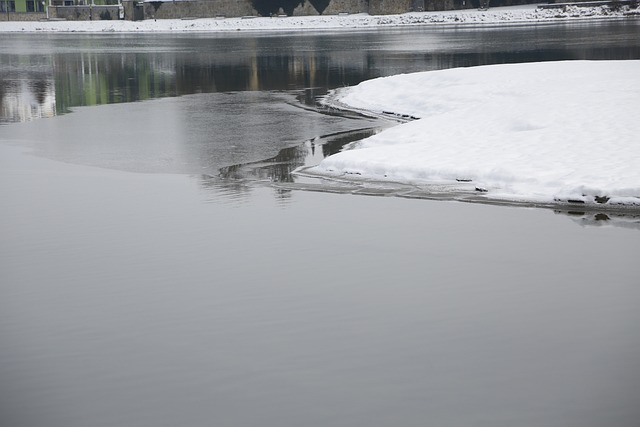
304, 60, 640, 210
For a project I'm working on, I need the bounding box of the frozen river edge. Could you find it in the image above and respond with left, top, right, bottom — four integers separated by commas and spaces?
291, 61, 640, 226
291, 162, 640, 232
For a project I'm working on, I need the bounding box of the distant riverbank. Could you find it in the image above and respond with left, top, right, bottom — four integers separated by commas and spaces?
0, 4, 639, 33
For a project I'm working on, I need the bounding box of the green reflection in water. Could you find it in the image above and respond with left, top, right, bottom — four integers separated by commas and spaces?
53, 53, 177, 114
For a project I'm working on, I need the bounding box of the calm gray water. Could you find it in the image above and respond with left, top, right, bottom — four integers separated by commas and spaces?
1, 20, 640, 427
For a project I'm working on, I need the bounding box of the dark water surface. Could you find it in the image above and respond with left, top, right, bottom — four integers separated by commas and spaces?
2, 20, 640, 427
2, 19, 640, 123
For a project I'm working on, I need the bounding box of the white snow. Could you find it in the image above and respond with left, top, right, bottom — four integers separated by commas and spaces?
0, 4, 639, 33
309, 60, 640, 208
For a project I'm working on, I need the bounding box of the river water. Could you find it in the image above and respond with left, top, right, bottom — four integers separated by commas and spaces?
1, 20, 640, 427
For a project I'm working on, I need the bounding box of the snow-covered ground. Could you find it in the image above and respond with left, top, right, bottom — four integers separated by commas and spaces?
0, 4, 639, 33
305, 60, 640, 209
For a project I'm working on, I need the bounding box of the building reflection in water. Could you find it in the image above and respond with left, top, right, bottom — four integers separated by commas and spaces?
1, 33, 395, 124
54, 52, 177, 115
0, 77, 56, 124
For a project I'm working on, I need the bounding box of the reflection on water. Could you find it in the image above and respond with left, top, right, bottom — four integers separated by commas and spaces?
2, 20, 640, 124
217, 127, 379, 183
0, 89, 386, 178
201, 127, 379, 204
54, 53, 176, 114
0, 79, 56, 124
555, 209, 640, 230
0, 64, 56, 123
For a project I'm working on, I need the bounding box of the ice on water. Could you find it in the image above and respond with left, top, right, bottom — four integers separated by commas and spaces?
310, 60, 640, 209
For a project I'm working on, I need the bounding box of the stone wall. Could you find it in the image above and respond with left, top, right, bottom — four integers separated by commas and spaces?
486, 0, 537, 6
50, 5, 121, 20
122, 0, 142, 20
424, 0, 470, 11
0, 12, 47, 21
142, 0, 256, 19
139, 0, 373, 19
368, 0, 414, 14
320, 0, 368, 14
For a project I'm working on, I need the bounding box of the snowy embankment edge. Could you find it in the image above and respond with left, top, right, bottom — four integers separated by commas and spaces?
301, 61, 640, 212
0, 4, 639, 33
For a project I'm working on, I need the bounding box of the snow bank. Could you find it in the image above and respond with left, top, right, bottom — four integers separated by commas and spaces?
0, 4, 639, 33
310, 60, 640, 208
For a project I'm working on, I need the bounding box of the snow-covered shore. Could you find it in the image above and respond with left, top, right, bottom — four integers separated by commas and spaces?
0, 4, 639, 33
307, 60, 640, 209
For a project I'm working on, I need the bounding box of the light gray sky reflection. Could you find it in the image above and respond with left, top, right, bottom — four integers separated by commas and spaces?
1, 144, 639, 427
